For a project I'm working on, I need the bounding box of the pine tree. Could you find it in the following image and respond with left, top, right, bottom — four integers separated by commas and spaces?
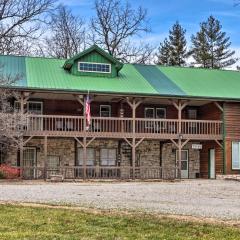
155, 22, 188, 66
155, 38, 170, 65
191, 16, 237, 69
168, 21, 188, 66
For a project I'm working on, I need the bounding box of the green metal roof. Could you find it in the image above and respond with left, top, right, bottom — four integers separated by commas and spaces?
1, 54, 240, 100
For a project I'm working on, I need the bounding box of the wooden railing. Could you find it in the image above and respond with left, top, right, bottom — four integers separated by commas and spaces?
6, 114, 222, 138
21, 166, 179, 180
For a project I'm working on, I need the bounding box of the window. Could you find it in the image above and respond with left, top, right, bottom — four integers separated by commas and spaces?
27, 102, 42, 114
100, 105, 111, 117
100, 148, 117, 166
144, 108, 155, 118
188, 109, 197, 119
156, 108, 166, 119
47, 156, 60, 169
14, 101, 43, 114
77, 148, 95, 166
78, 62, 111, 73
232, 142, 240, 170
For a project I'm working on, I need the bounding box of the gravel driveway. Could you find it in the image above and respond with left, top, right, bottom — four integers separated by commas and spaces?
0, 180, 240, 220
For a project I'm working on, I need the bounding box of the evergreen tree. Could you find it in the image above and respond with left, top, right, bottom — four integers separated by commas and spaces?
155, 38, 170, 65
191, 16, 237, 69
168, 21, 188, 66
156, 22, 188, 66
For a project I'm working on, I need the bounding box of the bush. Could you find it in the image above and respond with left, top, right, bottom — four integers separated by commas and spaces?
0, 164, 20, 179
0, 171, 5, 179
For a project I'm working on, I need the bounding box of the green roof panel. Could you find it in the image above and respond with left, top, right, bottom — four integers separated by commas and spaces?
1, 53, 240, 101
25, 57, 158, 95
134, 64, 187, 96
0, 55, 27, 87
158, 66, 240, 99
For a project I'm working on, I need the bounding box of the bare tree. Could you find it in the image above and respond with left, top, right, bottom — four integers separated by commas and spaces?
0, 66, 28, 160
0, 0, 55, 55
44, 5, 86, 59
91, 0, 153, 63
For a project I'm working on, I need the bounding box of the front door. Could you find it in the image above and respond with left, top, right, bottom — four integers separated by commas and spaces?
209, 149, 216, 179
23, 147, 37, 179
176, 150, 189, 179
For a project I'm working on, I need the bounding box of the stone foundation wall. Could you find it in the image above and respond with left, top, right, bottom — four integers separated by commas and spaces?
161, 142, 200, 179
4, 138, 200, 179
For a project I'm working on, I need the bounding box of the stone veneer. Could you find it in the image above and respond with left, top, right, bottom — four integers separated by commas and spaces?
161, 142, 200, 179
5, 138, 200, 179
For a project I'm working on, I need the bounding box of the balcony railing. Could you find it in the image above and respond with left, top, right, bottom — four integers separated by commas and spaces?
20, 166, 179, 180
5, 114, 223, 138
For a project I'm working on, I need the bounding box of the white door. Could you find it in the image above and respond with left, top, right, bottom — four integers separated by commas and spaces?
176, 150, 189, 179
23, 147, 37, 178
209, 149, 216, 179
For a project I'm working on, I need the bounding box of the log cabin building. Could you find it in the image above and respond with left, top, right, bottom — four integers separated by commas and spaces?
1, 45, 240, 180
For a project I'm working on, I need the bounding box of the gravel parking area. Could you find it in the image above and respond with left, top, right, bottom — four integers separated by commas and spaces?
0, 180, 240, 220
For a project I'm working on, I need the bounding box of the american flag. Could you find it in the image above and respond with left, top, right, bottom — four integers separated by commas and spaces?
85, 94, 91, 130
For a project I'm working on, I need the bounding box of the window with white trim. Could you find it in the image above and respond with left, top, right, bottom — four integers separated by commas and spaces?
14, 101, 43, 114
78, 62, 111, 73
144, 108, 155, 118
100, 148, 117, 166
100, 105, 111, 117
232, 142, 240, 170
77, 148, 95, 166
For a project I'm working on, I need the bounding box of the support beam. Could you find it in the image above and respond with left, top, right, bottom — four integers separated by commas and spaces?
214, 102, 223, 112
44, 136, 48, 180
86, 137, 96, 147
74, 137, 84, 147
123, 138, 133, 147
23, 136, 34, 146
73, 94, 84, 106
135, 138, 145, 148
215, 139, 223, 149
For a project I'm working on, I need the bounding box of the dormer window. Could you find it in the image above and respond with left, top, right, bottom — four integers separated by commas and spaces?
78, 62, 111, 73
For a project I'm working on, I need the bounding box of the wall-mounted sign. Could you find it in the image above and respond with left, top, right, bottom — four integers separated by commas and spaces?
192, 144, 202, 150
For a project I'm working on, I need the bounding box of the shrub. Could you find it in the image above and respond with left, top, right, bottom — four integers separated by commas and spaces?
0, 164, 20, 179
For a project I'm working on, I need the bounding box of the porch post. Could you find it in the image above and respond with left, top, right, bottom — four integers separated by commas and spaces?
178, 138, 182, 179
44, 136, 48, 180
83, 95, 87, 180
178, 101, 182, 179
19, 93, 24, 178
132, 99, 136, 179
19, 139, 24, 178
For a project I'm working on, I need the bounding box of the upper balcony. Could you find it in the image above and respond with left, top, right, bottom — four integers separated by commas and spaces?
24, 115, 223, 140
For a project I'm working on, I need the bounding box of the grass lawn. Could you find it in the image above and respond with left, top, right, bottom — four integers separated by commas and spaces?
0, 204, 239, 240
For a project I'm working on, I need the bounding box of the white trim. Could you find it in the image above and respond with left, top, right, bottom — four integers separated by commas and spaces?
232, 141, 240, 170
78, 61, 111, 74
100, 105, 111, 117
27, 101, 43, 114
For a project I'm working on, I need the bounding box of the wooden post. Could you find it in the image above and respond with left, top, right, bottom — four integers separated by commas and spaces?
132, 99, 136, 179
44, 136, 48, 180
178, 138, 182, 179
83, 96, 87, 180
178, 101, 182, 179
19, 93, 24, 178
126, 98, 142, 180
19, 140, 24, 178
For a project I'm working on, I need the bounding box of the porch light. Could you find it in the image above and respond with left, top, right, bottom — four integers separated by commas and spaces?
178, 134, 183, 140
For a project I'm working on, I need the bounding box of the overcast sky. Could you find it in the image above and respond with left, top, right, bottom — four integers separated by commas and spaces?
60, 0, 240, 67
